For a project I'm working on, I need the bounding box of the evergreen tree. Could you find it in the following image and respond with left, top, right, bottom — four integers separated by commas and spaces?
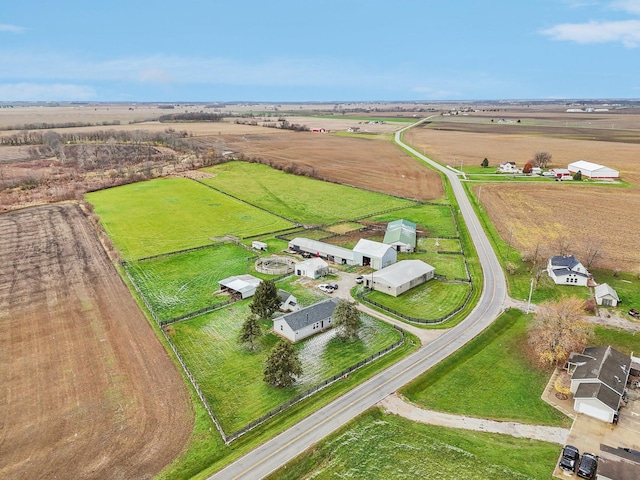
573, 170, 583, 181
263, 340, 303, 388
481, 158, 489, 168
333, 299, 361, 340
238, 314, 261, 350
250, 280, 281, 319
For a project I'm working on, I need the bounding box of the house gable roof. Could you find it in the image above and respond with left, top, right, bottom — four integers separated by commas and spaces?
276, 298, 339, 331
574, 382, 621, 411
550, 255, 582, 269
571, 345, 631, 396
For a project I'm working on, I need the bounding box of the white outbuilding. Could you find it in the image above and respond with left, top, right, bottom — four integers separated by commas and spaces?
364, 260, 435, 296
568, 160, 619, 179
219, 274, 262, 299
289, 238, 357, 266
295, 257, 329, 279
353, 239, 397, 270
594, 283, 620, 307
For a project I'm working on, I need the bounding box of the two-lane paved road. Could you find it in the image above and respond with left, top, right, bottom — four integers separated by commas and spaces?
209, 119, 507, 479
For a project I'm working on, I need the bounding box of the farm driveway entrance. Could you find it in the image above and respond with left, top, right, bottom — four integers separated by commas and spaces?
0, 204, 192, 479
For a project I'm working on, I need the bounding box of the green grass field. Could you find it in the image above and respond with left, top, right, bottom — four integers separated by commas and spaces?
201, 162, 416, 225
86, 177, 294, 259
368, 204, 458, 238
266, 408, 559, 480
168, 301, 403, 434
401, 309, 570, 427
125, 244, 266, 321
366, 280, 471, 321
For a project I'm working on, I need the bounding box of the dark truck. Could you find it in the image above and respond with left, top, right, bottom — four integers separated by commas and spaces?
559, 445, 579, 473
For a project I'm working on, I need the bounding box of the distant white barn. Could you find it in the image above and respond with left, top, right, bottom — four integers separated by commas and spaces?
568, 160, 619, 179
364, 260, 435, 297
295, 257, 329, 279
353, 239, 397, 270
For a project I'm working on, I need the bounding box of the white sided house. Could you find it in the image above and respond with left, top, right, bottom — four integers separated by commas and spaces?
364, 260, 435, 297
568, 160, 619, 179
289, 238, 356, 266
353, 238, 397, 270
273, 297, 339, 343
498, 161, 518, 173
383, 219, 417, 253
219, 274, 262, 299
547, 255, 590, 286
295, 257, 329, 279
567, 346, 631, 423
594, 283, 620, 307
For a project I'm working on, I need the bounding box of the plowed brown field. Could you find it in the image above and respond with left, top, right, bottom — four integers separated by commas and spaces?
0, 204, 192, 479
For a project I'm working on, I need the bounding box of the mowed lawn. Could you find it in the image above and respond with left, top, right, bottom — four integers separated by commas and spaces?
168, 301, 403, 434
126, 244, 265, 321
266, 408, 559, 480
369, 204, 458, 237
366, 280, 471, 321
401, 309, 570, 427
201, 162, 416, 224
86, 177, 293, 259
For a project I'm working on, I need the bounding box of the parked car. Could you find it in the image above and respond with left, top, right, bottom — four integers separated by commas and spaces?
355, 276, 364, 284
577, 452, 598, 479
327, 282, 338, 290
318, 284, 334, 293
629, 308, 640, 318
559, 445, 580, 473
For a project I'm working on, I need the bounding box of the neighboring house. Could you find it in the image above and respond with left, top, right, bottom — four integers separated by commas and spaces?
597, 445, 640, 480
277, 289, 299, 312
594, 283, 620, 307
273, 297, 339, 343
547, 255, 590, 286
289, 238, 357, 266
550, 168, 573, 180
219, 274, 262, 299
364, 260, 435, 297
567, 345, 631, 423
497, 161, 518, 173
568, 160, 619, 179
353, 238, 397, 270
295, 257, 329, 279
383, 219, 417, 253
251, 240, 268, 251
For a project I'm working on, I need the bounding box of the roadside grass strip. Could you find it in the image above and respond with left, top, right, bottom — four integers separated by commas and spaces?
366, 280, 471, 320
266, 408, 559, 480
125, 244, 264, 321
86, 177, 293, 259
401, 309, 570, 427
168, 302, 403, 434
201, 161, 416, 225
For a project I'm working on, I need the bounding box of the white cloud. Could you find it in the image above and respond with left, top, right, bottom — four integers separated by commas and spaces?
0, 24, 25, 34
0, 83, 96, 101
612, 0, 640, 15
541, 19, 640, 47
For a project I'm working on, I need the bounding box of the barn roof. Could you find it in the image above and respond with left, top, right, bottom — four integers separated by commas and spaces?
295, 257, 328, 270
289, 238, 354, 260
353, 238, 395, 258
384, 219, 417, 247
219, 274, 261, 295
372, 260, 435, 287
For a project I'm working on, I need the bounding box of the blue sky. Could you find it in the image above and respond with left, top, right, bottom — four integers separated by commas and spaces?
1, 0, 640, 102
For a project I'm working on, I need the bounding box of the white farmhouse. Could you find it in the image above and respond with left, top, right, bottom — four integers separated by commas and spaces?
294, 257, 329, 279
273, 298, 339, 343
547, 255, 590, 286
498, 161, 518, 173
353, 239, 397, 270
364, 260, 435, 297
568, 160, 619, 179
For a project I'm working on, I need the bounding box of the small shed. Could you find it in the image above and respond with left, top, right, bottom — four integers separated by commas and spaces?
252, 240, 268, 251
353, 239, 397, 270
594, 283, 620, 307
273, 298, 339, 343
364, 260, 435, 297
568, 160, 619, 179
295, 257, 329, 279
219, 274, 261, 299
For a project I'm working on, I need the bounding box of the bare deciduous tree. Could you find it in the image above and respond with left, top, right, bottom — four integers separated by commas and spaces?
533, 151, 552, 168
581, 237, 604, 269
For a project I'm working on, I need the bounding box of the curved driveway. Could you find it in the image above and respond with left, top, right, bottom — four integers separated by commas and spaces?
209, 119, 507, 480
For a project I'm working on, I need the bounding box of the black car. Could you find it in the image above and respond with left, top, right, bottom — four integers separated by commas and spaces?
559, 445, 579, 473
577, 452, 598, 479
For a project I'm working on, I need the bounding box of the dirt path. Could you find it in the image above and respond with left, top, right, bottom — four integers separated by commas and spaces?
0, 203, 193, 479
380, 393, 570, 445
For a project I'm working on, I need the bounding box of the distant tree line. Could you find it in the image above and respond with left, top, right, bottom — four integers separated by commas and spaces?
159, 112, 224, 122
0, 120, 123, 132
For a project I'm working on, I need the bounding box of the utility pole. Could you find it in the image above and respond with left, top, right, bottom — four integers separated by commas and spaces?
526, 278, 534, 314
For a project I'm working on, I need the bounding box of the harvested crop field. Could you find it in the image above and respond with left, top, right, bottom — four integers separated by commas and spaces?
0, 203, 192, 479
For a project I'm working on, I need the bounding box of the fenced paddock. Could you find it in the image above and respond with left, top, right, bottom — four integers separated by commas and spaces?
255, 255, 296, 275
